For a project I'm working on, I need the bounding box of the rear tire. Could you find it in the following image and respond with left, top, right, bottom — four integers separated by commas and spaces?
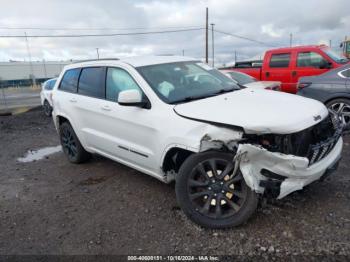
59, 122, 91, 164
175, 151, 258, 228
43, 100, 52, 117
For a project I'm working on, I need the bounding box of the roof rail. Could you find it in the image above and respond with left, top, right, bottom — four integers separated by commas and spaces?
72, 58, 119, 64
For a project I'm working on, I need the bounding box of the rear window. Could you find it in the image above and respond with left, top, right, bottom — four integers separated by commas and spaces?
78, 67, 105, 98
269, 53, 291, 68
59, 69, 81, 92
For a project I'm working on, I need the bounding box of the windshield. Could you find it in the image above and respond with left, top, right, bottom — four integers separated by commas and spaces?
137, 61, 239, 104
227, 71, 256, 85
322, 47, 349, 64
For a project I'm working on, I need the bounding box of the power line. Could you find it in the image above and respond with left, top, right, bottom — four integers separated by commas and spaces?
214, 28, 277, 47
0, 28, 204, 38
0, 25, 202, 31
0, 25, 279, 47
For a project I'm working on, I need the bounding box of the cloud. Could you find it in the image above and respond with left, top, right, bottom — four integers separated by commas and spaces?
261, 24, 283, 38
0, 0, 349, 64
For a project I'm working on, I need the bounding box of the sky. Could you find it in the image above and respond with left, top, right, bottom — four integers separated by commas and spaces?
0, 0, 349, 64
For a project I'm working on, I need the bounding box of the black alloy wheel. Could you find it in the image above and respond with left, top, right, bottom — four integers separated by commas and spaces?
176, 151, 258, 228
59, 122, 91, 163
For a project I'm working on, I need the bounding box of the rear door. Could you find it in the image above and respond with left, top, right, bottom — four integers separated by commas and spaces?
262, 52, 293, 93
75, 66, 106, 148
292, 51, 331, 88
56, 68, 81, 131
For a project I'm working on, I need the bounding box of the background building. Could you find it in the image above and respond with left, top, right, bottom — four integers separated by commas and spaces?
0, 61, 71, 87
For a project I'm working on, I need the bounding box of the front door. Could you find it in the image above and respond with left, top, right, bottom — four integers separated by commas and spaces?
292, 51, 330, 88
91, 67, 159, 171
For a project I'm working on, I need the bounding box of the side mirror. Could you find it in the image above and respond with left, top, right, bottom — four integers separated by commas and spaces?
118, 89, 150, 108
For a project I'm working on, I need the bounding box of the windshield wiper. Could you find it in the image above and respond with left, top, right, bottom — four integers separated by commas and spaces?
171, 88, 236, 104
171, 94, 213, 104
211, 87, 236, 95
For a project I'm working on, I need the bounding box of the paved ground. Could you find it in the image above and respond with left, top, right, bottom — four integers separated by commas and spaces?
0, 108, 349, 257
0, 87, 41, 113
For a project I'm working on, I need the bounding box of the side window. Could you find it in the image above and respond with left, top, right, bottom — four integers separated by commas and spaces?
50, 80, 57, 90
78, 67, 105, 98
269, 53, 291, 68
46, 81, 52, 90
44, 81, 50, 90
297, 52, 328, 68
45, 80, 56, 90
106, 67, 142, 102
59, 69, 81, 93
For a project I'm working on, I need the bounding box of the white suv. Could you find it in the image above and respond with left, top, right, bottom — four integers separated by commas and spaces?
52, 56, 344, 228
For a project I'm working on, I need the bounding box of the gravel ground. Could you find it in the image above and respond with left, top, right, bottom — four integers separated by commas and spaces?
0, 108, 349, 258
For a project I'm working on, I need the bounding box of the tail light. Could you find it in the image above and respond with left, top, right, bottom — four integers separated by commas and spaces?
297, 82, 311, 90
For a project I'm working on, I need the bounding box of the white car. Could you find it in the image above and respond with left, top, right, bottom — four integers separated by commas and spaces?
40, 78, 57, 116
223, 70, 281, 90
52, 56, 344, 228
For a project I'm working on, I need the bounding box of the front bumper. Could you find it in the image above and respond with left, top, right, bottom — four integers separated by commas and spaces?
236, 136, 343, 199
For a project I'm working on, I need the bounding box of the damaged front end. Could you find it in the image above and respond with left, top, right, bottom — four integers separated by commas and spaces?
235, 112, 346, 199
195, 110, 346, 199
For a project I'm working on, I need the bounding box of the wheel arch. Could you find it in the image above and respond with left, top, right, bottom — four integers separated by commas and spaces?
324, 93, 350, 105
161, 146, 196, 174
54, 114, 78, 137
56, 114, 71, 126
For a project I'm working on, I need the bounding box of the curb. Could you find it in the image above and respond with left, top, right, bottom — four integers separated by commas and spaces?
0, 105, 41, 116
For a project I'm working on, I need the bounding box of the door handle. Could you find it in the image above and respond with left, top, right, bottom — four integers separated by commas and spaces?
69, 98, 77, 103
292, 71, 297, 77
265, 72, 270, 77
101, 105, 111, 111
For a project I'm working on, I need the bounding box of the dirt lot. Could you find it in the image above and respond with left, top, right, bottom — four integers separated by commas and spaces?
0, 108, 349, 257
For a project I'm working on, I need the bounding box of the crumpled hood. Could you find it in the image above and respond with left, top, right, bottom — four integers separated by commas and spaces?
174, 88, 328, 134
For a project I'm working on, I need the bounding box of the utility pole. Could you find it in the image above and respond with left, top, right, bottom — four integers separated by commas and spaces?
329, 39, 332, 48
234, 50, 237, 63
289, 33, 293, 47
182, 49, 185, 56
24, 32, 36, 86
205, 7, 208, 64
211, 23, 215, 67
96, 48, 100, 59
43, 59, 47, 79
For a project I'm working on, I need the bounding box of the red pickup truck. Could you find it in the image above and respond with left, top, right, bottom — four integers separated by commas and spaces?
222, 45, 349, 93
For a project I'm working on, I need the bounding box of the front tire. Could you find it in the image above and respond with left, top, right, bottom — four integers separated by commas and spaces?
59, 122, 91, 164
175, 151, 258, 228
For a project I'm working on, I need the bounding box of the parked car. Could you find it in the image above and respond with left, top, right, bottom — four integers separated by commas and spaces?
40, 78, 57, 116
221, 70, 280, 90
297, 65, 350, 125
52, 56, 345, 228
221, 45, 349, 93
